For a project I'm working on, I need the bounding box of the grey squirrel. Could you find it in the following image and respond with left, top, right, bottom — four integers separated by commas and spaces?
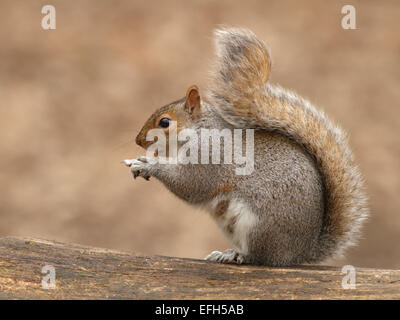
123, 27, 368, 266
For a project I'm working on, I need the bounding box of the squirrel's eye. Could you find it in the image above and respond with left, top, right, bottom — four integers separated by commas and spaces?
159, 117, 171, 128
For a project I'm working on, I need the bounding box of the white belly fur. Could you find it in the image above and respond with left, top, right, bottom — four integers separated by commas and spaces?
205, 197, 258, 254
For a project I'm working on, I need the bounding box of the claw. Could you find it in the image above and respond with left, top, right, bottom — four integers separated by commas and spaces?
121, 159, 133, 167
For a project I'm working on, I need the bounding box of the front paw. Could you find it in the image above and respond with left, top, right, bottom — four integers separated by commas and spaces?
122, 157, 152, 180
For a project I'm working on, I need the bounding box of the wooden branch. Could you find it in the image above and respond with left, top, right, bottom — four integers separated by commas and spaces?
0, 237, 398, 299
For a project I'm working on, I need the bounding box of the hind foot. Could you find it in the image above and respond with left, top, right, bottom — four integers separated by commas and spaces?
205, 249, 246, 265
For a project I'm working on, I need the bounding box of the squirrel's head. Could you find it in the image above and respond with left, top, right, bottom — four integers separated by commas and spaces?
135, 85, 202, 152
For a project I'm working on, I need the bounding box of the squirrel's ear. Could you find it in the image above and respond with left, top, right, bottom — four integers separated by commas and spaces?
185, 85, 201, 116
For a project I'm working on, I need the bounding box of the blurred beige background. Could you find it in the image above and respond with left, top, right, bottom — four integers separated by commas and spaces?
0, 0, 399, 268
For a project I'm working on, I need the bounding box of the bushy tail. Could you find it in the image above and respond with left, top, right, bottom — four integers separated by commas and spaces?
207, 27, 368, 261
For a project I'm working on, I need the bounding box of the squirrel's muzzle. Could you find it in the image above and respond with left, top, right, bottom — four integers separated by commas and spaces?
135, 130, 152, 149
135, 133, 142, 147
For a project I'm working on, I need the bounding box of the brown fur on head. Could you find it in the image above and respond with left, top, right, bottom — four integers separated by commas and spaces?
135, 85, 202, 153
